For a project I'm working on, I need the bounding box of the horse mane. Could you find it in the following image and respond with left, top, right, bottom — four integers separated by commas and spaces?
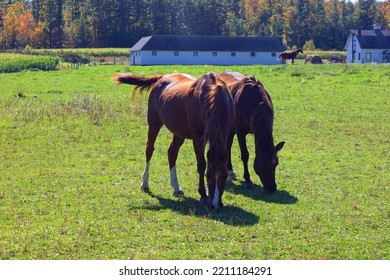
194, 73, 232, 173
241, 77, 275, 151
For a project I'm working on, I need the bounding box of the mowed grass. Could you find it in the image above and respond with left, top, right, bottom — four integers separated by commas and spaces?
0, 64, 389, 260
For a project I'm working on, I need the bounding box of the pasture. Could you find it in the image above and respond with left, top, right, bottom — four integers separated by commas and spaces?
0, 63, 389, 260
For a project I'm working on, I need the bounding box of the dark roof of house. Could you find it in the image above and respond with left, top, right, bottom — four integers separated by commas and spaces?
350, 29, 390, 49
131, 35, 285, 52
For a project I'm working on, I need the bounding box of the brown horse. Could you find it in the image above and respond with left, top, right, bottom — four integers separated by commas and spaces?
113, 72, 235, 209
279, 48, 303, 64
219, 72, 284, 193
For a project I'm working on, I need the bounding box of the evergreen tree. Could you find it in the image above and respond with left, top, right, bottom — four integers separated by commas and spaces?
329, 0, 342, 49
354, 0, 376, 29
311, 0, 330, 50
294, 0, 310, 47
1, 0, 389, 50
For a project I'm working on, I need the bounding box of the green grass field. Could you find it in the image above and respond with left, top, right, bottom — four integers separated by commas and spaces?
0, 63, 389, 260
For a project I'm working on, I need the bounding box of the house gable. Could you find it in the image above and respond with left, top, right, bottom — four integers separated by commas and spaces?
345, 25, 390, 63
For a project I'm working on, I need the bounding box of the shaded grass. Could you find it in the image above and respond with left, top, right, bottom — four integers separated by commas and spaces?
0, 64, 389, 260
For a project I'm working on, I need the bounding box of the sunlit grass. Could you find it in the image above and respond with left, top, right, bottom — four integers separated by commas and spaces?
0, 64, 389, 259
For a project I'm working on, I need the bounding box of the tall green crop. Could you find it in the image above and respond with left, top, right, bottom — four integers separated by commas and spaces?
0, 54, 60, 73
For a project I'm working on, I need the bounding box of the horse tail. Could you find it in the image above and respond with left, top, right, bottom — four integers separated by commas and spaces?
113, 73, 163, 94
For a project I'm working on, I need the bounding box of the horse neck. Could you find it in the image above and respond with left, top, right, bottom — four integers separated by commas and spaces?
251, 101, 275, 152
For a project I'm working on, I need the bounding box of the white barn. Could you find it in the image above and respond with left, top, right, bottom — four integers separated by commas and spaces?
344, 24, 390, 63
130, 35, 285, 66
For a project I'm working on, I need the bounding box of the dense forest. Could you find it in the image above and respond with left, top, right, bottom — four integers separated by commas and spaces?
0, 0, 389, 51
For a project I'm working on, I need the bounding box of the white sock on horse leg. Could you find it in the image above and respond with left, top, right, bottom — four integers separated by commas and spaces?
170, 165, 182, 193
140, 161, 150, 190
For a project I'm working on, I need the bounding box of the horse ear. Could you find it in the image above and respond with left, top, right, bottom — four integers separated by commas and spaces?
275, 141, 285, 152
192, 76, 207, 94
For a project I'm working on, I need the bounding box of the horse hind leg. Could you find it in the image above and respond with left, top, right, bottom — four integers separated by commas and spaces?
140, 123, 162, 191
168, 135, 185, 197
192, 138, 208, 204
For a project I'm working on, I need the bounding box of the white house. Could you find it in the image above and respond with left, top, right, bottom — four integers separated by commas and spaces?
344, 24, 390, 63
130, 35, 285, 66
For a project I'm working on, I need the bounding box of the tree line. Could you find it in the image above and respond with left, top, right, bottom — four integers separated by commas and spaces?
0, 0, 389, 51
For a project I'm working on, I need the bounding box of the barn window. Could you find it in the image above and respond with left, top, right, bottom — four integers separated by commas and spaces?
152, 51, 157, 56
271, 52, 276, 57
174, 51, 179, 56
366, 52, 371, 61
212, 52, 218, 56
193, 52, 198, 56
251, 52, 256, 57
231, 52, 236, 57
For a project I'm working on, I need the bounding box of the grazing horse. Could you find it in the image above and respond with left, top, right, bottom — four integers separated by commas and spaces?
279, 48, 303, 64
219, 72, 285, 193
113, 72, 235, 209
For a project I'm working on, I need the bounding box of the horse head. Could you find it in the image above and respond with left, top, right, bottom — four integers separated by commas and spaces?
254, 141, 285, 193
206, 145, 228, 209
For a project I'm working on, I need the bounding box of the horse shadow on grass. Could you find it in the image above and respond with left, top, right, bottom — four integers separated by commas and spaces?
225, 180, 298, 205
128, 190, 259, 227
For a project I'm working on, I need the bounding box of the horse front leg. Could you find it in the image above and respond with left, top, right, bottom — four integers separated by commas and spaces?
236, 130, 253, 188
168, 135, 185, 197
226, 131, 236, 180
192, 138, 207, 203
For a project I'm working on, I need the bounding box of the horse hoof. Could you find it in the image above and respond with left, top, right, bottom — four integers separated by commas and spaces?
264, 187, 277, 194
140, 182, 150, 192
228, 170, 237, 180
173, 190, 184, 197
200, 196, 209, 205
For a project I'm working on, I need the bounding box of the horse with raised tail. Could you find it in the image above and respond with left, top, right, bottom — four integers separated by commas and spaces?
113, 72, 235, 209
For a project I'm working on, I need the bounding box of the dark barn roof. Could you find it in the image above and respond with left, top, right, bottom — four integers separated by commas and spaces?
351, 29, 390, 49
131, 35, 285, 52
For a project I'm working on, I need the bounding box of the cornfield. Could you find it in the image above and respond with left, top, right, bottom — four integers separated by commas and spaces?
0, 53, 60, 73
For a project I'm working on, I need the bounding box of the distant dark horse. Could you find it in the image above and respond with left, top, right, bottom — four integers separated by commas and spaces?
113, 72, 235, 209
219, 72, 285, 193
279, 48, 303, 64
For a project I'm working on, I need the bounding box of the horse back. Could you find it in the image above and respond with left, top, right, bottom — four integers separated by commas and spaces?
149, 73, 200, 139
